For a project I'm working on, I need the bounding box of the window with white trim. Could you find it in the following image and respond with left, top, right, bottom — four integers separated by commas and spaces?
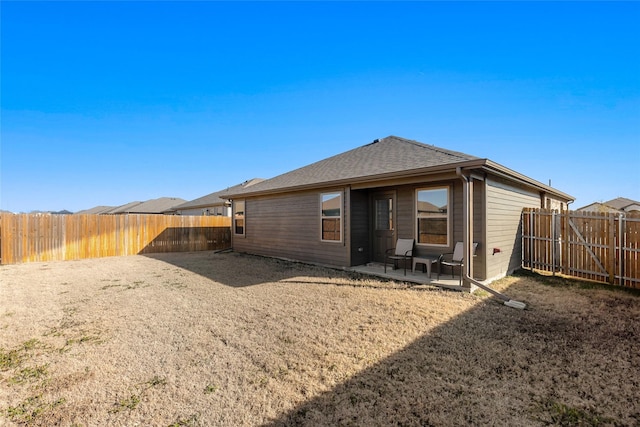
416, 187, 450, 246
321, 192, 342, 242
234, 200, 245, 235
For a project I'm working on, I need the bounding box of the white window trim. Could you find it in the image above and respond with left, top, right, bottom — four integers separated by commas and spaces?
415, 186, 451, 247
320, 191, 343, 243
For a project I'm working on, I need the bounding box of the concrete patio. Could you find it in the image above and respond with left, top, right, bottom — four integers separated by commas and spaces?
349, 262, 474, 291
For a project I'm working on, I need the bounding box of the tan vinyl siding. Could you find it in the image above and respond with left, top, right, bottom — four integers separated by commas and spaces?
485, 176, 541, 280
232, 189, 349, 267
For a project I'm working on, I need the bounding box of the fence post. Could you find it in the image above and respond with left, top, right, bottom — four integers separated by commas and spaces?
529, 209, 534, 270
619, 214, 625, 287
608, 213, 616, 284
520, 208, 529, 268
560, 210, 569, 274
551, 210, 556, 276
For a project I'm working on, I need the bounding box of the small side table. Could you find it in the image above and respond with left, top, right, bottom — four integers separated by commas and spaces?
412, 256, 439, 278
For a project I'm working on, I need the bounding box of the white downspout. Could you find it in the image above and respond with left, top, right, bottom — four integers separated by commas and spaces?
456, 167, 527, 310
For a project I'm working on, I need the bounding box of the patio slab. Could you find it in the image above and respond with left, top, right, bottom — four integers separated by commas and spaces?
349, 263, 473, 291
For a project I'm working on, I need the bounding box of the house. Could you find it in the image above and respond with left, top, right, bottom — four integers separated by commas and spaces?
224, 136, 573, 288
75, 205, 117, 215
111, 197, 186, 214
77, 198, 187, 215
170, 179, 263, 216
577, 197, 640, 214
107, 201, 144, 214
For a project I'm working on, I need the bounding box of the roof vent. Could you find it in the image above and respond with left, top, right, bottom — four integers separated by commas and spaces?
365, 138, 380, 147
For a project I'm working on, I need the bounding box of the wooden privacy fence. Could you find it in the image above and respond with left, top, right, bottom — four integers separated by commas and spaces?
522, 208, 640, 288
0, 214, 231, 265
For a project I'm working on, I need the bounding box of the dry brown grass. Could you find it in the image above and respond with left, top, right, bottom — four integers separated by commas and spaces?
1, 251, 639, 426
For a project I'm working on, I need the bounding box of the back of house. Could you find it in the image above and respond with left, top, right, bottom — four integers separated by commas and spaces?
225, 136, 573, 285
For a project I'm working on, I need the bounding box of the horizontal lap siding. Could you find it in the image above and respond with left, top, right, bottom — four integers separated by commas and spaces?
452, 181, 464, 249
396, 186, 415, 240
472, 182, 486, 280
233, 190, 349, 267
486, 177, 540, 280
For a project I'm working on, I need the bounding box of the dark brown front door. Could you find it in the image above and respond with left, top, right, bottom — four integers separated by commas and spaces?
372, 191, 395, 262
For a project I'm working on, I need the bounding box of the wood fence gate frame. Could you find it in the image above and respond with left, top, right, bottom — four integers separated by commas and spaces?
522, 208, 640, 288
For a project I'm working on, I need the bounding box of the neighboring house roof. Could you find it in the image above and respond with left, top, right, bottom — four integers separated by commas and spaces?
417, 200, 444, 214
119, 197, 186, 214
107, 201, 143, 214
75, 205, 116, 215
576, 202, 615, 213
604, 197, 640, 211
171, 178, 264, 211
577, 197, 640, 213
225, 135, 573, 201
75, 198, 186, 215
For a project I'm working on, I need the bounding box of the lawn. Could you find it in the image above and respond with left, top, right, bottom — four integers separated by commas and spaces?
1, 251, 639, 426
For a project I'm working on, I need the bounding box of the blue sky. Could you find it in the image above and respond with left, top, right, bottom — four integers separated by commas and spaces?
2, 1, 639, 213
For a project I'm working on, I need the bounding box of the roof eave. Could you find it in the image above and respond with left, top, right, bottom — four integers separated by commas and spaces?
224, 159, 489, 199
475, 160, 574, 202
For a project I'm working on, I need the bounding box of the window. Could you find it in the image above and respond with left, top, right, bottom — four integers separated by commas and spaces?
321, 192, 342, 242
416, 187, 449, 246
234, 200, 245, 235
375, 198, 393, 231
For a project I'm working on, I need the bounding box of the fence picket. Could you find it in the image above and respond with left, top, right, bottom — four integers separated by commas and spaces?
0, 214, 231, 264
522, 208, 640, 288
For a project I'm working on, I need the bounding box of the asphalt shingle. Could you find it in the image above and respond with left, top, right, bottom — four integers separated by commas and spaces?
227, 136, 479, 196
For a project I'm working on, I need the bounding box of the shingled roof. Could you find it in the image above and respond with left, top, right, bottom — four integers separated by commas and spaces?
172, 178, 264, 210
74, 205, 116, 215
604, 197, 640, 210
226, 136, 480, 197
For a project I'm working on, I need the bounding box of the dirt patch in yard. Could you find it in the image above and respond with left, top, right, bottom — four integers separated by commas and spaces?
1, 251, 639, 426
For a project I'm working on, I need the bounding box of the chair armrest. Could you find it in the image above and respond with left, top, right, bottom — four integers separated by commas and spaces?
438, 252, 453, 262
385, 247, 396, 255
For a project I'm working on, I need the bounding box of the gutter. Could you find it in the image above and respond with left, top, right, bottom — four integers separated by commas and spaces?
456, 167, 527, 310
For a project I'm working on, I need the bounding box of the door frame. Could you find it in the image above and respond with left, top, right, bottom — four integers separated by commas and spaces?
370, 190, 397, 263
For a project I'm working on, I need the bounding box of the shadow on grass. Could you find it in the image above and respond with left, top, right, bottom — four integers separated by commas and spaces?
513, 268, 640, 296
141, 251, 639, 424
261, 275, 640, 426
141, 250, 365, 288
